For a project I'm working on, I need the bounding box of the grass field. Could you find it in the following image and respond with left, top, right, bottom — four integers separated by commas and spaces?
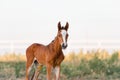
0, 49, 120, 80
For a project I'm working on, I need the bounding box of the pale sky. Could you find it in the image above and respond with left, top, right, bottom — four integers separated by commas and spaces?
0, 0, 120, 44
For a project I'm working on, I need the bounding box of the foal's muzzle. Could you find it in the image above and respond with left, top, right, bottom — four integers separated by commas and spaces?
62, 43, 68, 49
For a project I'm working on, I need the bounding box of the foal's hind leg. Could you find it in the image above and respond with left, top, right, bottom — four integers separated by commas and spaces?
32, 65, 43, 80
26, 53, 34, 80
31, 60, 43, 80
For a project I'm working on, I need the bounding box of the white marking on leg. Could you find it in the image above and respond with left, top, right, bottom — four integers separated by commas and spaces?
54, 66, 60, 80
28, 64, 32, 74
28, 58, 37, 73
28, 61, 34, 75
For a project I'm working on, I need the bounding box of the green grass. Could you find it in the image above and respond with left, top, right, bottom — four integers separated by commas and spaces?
0, 52, 120, 80
0, 61, 25, 80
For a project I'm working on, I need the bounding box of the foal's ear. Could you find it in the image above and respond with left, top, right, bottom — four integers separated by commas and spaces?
58, 22, 61, 31
65, 22, 69, 31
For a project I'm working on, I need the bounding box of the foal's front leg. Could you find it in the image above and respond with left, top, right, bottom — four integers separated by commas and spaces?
46, 64, 52, 80
54, 66, 60, 80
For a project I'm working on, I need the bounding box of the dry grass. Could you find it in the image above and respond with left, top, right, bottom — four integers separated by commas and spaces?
0, 49, 120, 80
65, 49, 120, 61
1, 49, 120, 62
0, 53, 26, 62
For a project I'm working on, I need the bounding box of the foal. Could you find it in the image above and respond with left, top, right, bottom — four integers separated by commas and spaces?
26, 22, 69, 80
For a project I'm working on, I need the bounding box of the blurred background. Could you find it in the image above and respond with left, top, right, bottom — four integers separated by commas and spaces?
0, 0, 120, 80
0, 0, 120, 54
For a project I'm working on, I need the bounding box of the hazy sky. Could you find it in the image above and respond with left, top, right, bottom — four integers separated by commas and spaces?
0, 0, 120, 44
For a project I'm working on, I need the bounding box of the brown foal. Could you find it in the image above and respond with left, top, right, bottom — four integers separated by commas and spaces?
25, 22, 69, 80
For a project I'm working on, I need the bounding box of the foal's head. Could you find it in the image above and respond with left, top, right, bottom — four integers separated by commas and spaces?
57, 22, 69, 49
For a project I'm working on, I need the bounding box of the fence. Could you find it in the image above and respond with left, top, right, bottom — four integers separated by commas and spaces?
0, 40, 120, 54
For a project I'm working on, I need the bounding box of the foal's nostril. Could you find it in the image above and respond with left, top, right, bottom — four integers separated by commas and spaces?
62, 43, 68, 49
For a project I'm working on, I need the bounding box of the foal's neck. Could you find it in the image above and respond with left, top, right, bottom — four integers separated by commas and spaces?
48, 36, 62, 53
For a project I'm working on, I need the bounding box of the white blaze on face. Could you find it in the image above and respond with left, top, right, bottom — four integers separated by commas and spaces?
61, 30, 67, 46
